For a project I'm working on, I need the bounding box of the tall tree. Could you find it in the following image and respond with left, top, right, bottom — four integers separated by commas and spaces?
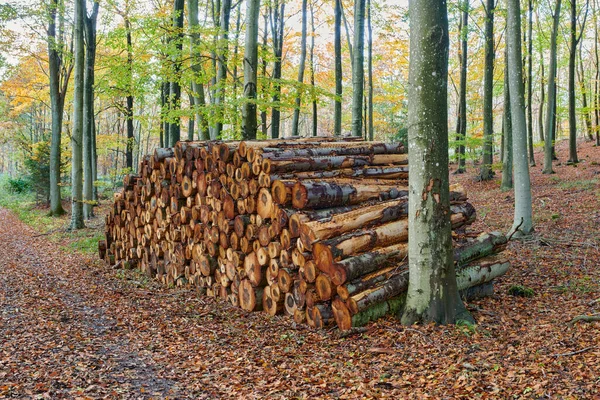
401, 0, 472, 325
578, 44, 593, 141
543, 0, 561, 174
242, 0, 260, 140
47, 0, 70, 216
70, 0, 85, 230
334, 0, 342, 136
269, 0, 285, 138
351, 0, 366, 137
537, 17, 545, 143
168, 0, 184, 146
479, 0, 495, 180
594, 0, 600, 145
507, 0, 534, 235
454, 0, 468, 174
567, 0, 588, 164
83, 0, 99, 220
526, 0, 535, 165
501, 55, 513, 191
214, 0, 232, 138
310, 0, 317, 137
367, 0, 374, 141
120, 6, 134, 170
291, 0, 308, 137
188, 0, 210, 140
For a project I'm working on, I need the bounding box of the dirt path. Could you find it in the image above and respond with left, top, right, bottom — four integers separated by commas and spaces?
1, 141, 599, 399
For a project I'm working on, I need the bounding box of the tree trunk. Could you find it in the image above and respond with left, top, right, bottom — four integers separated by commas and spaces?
214, 0, 232, 138
455, 0, 468, 174
568, 0, 579, 164
367, 0, 374, 141
538, 45, 545, 142
310, 1, 317, 137
401, 0, 471, 325
83, 1, 99, 220
334, 0, 342, 136
543, 0, 561, 174
527, 0, 535, 166
351, 0, 366, 137
47, 0, 67, 216
291, 0, 308, 137
480, 0, 495, 180
124, 17, 134, 170
169, 0, 185, 146
595, 0, 600, 146
242, 0, 260, 140
501, 51, 513, 191
70, 0, 85, 230
578, 45, 593, 141
188, 0, 210, 140
507, 0, 534, 235
269, 0, 285, 139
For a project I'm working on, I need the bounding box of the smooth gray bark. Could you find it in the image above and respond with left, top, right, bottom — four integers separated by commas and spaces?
367, 0, 373, 141
188, 0, 210, 140
527, 0, 535, 166
501, 59, 513, 191
351, 0, 366, 137
480, 0, 495, 180
169, 0, 185, 146
568, 0, 588, 163
543, 0, 561, 174
269, 0, 285, 139
242, 0, 260, 140
454, 0, 468, 173
47, 0, 69, 216
507, 0, 534, 235
291, 0, 308, 137
124, 16, 134, 169
334, 0, 342, 136
214, 0, 232, 138
83, 0, 99, 220
310, 0, 317, 137
70, 0, 85, 230
401, 0, 471, 325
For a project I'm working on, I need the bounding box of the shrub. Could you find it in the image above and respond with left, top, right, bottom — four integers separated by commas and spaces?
6, 177, 30, 193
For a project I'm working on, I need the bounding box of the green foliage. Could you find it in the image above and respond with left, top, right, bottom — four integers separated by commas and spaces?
5, 177, 29, 193
23, 141, 51, 202
508, 285, 535, 298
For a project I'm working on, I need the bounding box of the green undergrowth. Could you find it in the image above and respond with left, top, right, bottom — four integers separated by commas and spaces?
0, 175, 104, 257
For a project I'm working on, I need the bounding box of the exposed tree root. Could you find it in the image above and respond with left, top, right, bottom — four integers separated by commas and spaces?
568, 314, 600, 326
552, 346, 597, 357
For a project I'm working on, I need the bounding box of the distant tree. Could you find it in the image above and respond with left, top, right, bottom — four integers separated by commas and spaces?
269, 0, 285, 138
168, 0, 184, 146
242, 0, 260, 140
334, 0, 342, 136
367, 0, 373, 141
401, 0, 472, 325
291, 0, 308, 137
351, 0, 366, 137
501, 56, 513, 191
454, 0, 468, 174
479, 0, 495, 180
543, 0, 561, 174
188, 0, 210, 140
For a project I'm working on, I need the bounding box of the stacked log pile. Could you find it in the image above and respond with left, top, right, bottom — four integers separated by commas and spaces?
99, 138, 509, 331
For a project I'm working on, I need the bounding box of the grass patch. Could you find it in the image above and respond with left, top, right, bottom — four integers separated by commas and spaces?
508, 285, 535, 298
557, 178, 598, 191
0, 175, 104, 257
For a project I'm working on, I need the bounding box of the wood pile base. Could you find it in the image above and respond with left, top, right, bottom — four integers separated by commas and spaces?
99, 138, 509, 331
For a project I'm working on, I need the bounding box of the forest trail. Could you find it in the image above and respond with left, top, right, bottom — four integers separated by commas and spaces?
1, 141, 600, 399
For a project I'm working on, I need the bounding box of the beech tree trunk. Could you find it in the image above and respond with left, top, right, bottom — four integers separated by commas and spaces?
242, 0, 261, 140
334, 0, 342, 136
507, 0, 534, 235
454, 0, 468, 174
83, 0, 99, 220
543, 0, 561, 174
71, 0, 85, 230
501, 52, 513, 191
351, 0, 366, 137
527, 0, 535, 166
400, 0, 471, 325
214, 0, 232, 138
188, 0, 210, 140
480, 0, 495, 180
291, 0, 308, 137
168, 0, 184, 146
124, 16, 134, 170
367, 0, 374, 141
47, 0, 68, 216
269, 0, 285, 139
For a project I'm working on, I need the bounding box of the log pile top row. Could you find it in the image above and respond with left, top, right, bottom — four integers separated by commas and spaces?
99, 137, 509, 331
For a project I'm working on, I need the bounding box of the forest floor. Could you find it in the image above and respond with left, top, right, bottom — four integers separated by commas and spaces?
1, 140, 599, 399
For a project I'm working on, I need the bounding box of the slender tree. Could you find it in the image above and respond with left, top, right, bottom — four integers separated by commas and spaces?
242, 0, 260, 139
214, 0, 232, 138
269, 0, 285, 138
401, 0, 472, 325
122, 9, 134, 169
543, 0, 561, 174
310, 0, 317, 137
507, 0, 534, 235
526, 0, 535, 165
501, 57, 513, 191
578, 45, 593, 141
351, 0, 366, 137
479, 0, 495, 180
334, 0, 342, 136
454, 0, 468, 173
47, 0, 70, 216
594, 0, 600, 145
168, 0, 184, 146
188, 0, 210, 140
83, 0, 99, 220
367, 0, 374, 141
291, 0, 308, 137
70, 0, 85, 230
